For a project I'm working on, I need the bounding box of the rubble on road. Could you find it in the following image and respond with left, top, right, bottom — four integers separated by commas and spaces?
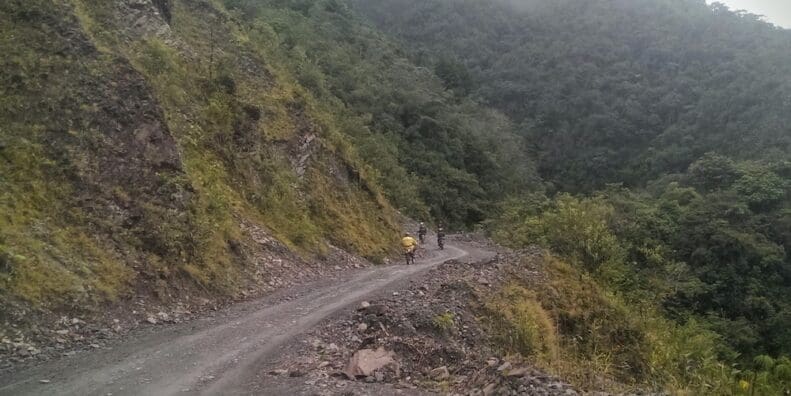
0, 221, 375, 375
269, 236, 582, 395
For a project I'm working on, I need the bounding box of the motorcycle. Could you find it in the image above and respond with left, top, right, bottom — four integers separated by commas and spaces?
437, 235, 445, 250
405, 247, 417, 265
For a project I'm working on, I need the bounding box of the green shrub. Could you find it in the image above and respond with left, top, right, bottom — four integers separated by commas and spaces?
433, 312, 456, 332
485, 257, 734, 393
485, 284, 558, 362
493, 194, 623, 271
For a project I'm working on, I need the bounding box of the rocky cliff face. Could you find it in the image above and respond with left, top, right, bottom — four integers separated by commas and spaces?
0, 0, 398, 330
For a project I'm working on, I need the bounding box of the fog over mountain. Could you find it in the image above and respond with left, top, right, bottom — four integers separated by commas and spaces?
709, 0, 791, 28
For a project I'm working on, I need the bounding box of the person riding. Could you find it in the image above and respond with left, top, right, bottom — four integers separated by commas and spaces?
401, 232, 418, 264
436, 223, 446, 250
418, 222, 427, 243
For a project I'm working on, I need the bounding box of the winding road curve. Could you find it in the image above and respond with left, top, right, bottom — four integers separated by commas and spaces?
0, 241, 493, 396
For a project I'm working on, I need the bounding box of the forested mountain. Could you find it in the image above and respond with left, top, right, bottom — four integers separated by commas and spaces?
352, 0, 791, 191
351, 0, 791, 392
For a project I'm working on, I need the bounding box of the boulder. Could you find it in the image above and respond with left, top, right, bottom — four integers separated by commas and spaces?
343, 347, 397, 379
482, 383, 497, 396
506, 367, 528, 377
430, 366, 450, 380
361, 304, 388, 316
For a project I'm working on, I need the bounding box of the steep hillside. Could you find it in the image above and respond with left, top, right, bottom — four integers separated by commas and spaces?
0, 0, 536, 326
220, 0, 538, 226
351, 0, 791, 191
0, 0, 372, 320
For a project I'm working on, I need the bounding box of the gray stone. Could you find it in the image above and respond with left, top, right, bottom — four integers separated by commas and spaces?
506, 367, 528, 377
482, 383, 497, 396
430, 366, 450, 380
343, 347, 397, 379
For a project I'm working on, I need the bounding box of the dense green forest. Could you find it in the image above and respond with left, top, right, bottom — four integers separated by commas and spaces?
351, 0, 791, 393
352, 0, 791, 191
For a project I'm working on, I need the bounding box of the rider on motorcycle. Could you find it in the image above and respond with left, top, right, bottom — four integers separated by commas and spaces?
437, 224, 446, 250
401, 232, 418, 265
418, 222, 427, 243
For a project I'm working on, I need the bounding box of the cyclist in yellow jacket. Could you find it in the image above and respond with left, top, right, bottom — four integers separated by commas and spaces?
401, 233, 418, 265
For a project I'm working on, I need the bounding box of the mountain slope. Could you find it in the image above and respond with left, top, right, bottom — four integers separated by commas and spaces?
220, 0, 539, 226
0, 0, 537, 325
1, 0, 389, 318
350, 0, 791, 191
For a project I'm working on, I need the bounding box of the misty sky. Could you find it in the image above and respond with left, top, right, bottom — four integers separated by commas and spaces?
708, 0, 791, 28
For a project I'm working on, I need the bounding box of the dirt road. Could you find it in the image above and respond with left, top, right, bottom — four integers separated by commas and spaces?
0, 241, 494, 396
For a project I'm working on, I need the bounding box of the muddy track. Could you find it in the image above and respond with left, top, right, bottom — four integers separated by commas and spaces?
0, 240, 494, 396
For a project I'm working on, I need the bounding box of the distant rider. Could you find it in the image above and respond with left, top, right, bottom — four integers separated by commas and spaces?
401, 232, 418, 265
437, 224, 446, 250
418, 222, 427, 243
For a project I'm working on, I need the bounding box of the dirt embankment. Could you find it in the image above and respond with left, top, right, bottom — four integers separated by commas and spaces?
258, 236, 583, 396
0, 237, 465, 395
0, 221, 371, 375
2, 236, 615, 396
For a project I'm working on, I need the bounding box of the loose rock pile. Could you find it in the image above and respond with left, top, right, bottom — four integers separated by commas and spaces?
271, 241, 581, 395
0, 222, 372, 374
